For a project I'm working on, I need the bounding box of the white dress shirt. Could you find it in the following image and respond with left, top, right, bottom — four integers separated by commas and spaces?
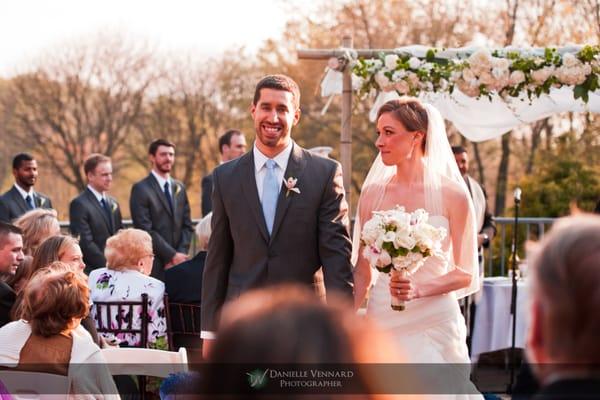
253, 140, 293, 202
200, 141, 294, 341
151, 170, 172, 191
87, 185, 107, 203
13, 183, 34, 202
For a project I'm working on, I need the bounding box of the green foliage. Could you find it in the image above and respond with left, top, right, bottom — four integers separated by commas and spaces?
518, 132, 600, 217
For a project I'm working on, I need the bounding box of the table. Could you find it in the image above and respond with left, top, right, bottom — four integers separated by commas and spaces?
470, 276, 530, 361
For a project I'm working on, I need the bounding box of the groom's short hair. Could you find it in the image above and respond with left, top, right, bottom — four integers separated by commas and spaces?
531, 214, 600, 363
253, 74, 300, 110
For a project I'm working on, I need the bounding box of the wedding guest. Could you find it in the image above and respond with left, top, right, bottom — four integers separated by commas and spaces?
0, 222, 23, 328
202, 285, 399, 398
0, 153, 53, 223
130, 139, 194, 281
88, 228, 168, 349
70, 154, 123, 274
201, 129, 247, 216
0, 264, 118, 397
13, 208, 60, 256
527, 214, 600, 398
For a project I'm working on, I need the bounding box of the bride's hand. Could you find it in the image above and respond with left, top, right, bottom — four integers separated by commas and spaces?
389, 272, 420, 301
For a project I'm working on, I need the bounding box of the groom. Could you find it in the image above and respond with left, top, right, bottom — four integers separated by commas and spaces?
201, 75, 354, 349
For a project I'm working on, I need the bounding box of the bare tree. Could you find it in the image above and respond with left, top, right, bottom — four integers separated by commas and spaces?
4, 34, 159, 191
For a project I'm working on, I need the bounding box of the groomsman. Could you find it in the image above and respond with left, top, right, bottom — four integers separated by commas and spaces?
201, 129, 247, 216
0, 153, 53, 223
69, 154, 123, 273
130, 139, 194, 281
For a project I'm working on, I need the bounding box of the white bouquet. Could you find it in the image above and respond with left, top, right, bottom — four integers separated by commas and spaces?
361, 206, 447, 310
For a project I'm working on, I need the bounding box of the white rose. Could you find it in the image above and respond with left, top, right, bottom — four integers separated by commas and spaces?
478, 71, 495, 86
492, 67, 509, 80
450, 70, 463, 82
408, 57, 422, 70
509, 70, 526, 85
375, 70, 394, 91
422, 62, 434, 71
439, 78, 449, 90
462, 68, 476, 82
351, 75, 365, 91
392, 70, 407, 80
385, 54, 400, 70
468, 49, 493, 69
377, 250, 392, 268
410, 209, 429, 225
492, 57, 511, 70
394, 230, 417, 250
362, 245, 380, 267
395, 80, 410, 94
531, 66, 553, 84
382, 230, 396, 244
456, 80, 480, 97
562, 53, 580, 68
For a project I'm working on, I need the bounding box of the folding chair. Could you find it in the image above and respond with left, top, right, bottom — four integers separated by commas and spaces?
0, 370, 69, 400
164, 296, 202, 360
93, 293, 150, 348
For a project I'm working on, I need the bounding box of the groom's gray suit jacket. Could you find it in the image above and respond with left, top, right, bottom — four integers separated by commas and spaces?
201, 143, 354, 332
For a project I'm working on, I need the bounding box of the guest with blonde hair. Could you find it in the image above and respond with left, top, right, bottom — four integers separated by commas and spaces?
0, 264, 118, 398
13, 208, 60, 256
89, 228, 167, 348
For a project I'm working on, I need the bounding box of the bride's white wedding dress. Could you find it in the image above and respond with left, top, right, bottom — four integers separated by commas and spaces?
367, 214, 482, 399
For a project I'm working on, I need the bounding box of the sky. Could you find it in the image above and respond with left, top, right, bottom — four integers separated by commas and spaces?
0, 0, 302, 75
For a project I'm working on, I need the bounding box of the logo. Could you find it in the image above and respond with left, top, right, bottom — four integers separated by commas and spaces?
247, 369, 269, 389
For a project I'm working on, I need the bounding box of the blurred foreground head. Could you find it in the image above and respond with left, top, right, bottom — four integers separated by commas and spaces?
203, 285, 400, 399
527, 214, 600, 381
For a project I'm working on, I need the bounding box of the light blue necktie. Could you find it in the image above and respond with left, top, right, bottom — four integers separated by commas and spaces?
261, 159, 279, 235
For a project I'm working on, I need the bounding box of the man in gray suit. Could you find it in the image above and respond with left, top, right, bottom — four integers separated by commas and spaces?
201, 75, 354, 353
0, 153, 53, 223
130, 139, 194, 281
69, 154, 123, 273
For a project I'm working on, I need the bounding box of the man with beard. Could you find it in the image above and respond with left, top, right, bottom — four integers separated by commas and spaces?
130, 139, 194, 281
0, 153, 54, 223
0, 222, 24, 327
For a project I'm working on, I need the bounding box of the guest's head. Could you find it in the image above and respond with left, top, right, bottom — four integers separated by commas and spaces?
451, 146, 469, 177
0, 222, 24, 277
195, 212, 212, 252
204, 285, 396, 398
84, 153, 113, 194
21, 264, 89, 337
105, 228, 154, 275
30, 235, 85, 276
219, 130, 247, 162
251, 74, 301, 158
12, 153, 38, 190
527, 214, 600, 381
375, 98, 428, 165
13, 208, 60, 255
148, 139, 175, 176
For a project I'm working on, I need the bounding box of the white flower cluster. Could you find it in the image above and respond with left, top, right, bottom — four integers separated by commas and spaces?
351, 45, 600, 102
360, 206, 447, 274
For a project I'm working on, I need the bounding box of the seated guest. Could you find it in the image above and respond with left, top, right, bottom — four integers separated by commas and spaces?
201, 285, 401, 398
13, 208, 61, 256
10, 235, 98, 345
89, 228, 167, 349
0, 264, 118, 397
165, 213, 211, 353
527, 214, 600, 399
0, 222, 24, 328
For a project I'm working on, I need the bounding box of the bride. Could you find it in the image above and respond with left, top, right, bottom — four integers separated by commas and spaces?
353, 98, 482, 398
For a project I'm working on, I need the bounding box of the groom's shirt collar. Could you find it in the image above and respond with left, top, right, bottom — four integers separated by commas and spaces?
14, 183, 34, 200
151, 170, 171, 189
253, 140, 293, 174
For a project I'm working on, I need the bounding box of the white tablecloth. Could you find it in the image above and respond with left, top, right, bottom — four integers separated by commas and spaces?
470, 276, 530, 361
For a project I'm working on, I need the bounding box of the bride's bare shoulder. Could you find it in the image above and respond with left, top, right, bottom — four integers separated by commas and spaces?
441, 177, 469, 210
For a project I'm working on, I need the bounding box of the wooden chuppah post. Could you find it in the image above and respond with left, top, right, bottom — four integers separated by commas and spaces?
297, 35, 354, 214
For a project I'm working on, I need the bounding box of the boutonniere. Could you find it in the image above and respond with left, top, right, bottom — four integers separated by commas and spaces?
284, 177, 300, 197
173, 183, 182, 197
39, 197, 45, 207
111, 202, 118, 213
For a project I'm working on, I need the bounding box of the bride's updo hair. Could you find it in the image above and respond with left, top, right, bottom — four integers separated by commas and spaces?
376, 98, 428, 151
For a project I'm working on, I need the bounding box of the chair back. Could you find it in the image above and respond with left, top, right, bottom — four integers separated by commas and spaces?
93, 293, 150, 348
164, 297, 201, 352
101, 347, 189, 378
0, 371, 69, 400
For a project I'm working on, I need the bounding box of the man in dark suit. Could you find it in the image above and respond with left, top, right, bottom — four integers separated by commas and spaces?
0, 222, 24, 328
201, 129, 247, 216
526, 215, 600, 399
201, 75, 354, 354
69, 154, 123, 273
0, 153, 53, 223
130, 139, 194, 281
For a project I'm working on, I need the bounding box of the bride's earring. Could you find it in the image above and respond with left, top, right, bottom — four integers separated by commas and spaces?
406, 137, 418, 160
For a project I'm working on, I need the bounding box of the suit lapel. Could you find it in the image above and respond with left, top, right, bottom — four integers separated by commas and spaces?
239, 153, 270, 243
269, 144, 307, 243
10, 187, 28, 214
85, 189, 112, 232
147, 175, 173, 217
